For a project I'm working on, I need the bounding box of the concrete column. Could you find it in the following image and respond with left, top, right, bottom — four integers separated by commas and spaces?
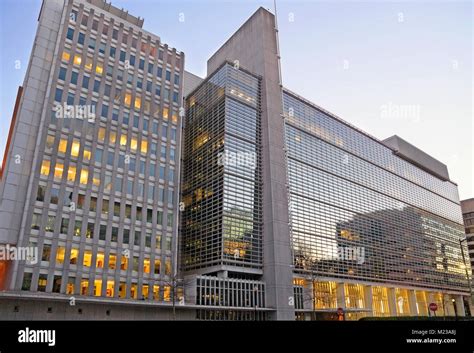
364, 285, 373, 317
455, 295, 465, 317
408, 290, 418, 316
387, 288, 397, 316
336, 282, 346, 309
443, 294, 454, 316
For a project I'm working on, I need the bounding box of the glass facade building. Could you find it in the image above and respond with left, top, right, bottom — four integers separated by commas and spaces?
283, 89, 470, 319
182, 62, 263, 273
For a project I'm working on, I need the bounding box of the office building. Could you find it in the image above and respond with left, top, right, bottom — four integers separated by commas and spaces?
0, 0, 187, 319
0, 2, 471, 320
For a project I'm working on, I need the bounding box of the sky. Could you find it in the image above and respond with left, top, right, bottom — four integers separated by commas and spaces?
0, 0, 472, 200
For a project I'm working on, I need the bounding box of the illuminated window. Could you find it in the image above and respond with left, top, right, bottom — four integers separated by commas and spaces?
163, 107, 169, 120
92, 172, 100, 186
124, 93, 132, 107
140, 140, 148, 154
395, 288, 411, 316
153, 285, 160, 300
314, 281, 338, 309
143, 258, 150, 273
165, 258, 171, 275
54, 162, 64, 179
106, 280, 114, 297
344, 283, 365, 309
70, 248, 79, 264
67, 165, 76, 182
58, 139, 68, 153
62, 51, 71, 62
73, 54, 82, 66
94, 279, 102, 296
130, 137, 138, 151
172, 113, 178, 124
56, 247, 66, 264
96, 252, 105, 268
164, 286, 171, 301
80, 279, 89, 295
142, 284, 149, 299
71, 139, 80, 157
120, 255, 128, 270
98, 127, 106, 142
120, 134, 127, 147
83, 148, 91, 161
109, 254, 116, 270
85, 58, 93, 71
40, 160, 51, 176
154, 259, 161, 274
372, 286, 390, 317
134, 97, 141, 110
79, 169, 89, 184
131, 283, 138, 299
66, 278, 75, 295
119, 282, 126, 298
83, 250, 92, 267
95, 63, 103, 75
109, 131, 117, 144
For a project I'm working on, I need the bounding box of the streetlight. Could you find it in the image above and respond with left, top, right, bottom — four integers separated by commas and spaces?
452, 298, 458, 320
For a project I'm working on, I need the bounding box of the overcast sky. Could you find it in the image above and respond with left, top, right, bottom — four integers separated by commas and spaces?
0, 0, 472, 200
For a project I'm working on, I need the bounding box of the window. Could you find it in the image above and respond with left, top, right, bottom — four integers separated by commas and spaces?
83, 250, 92, 267
61, 52, 71, 64
167, 212, 173, 227
112, 108, 119, 121
86, 223, 94, 239
160, 145, 166, 159
41, 244, 51, 261
74, 220, 82, 237
71, 71, 78, 85
95, 63, 103, 75
79, 169, 88, 184
165, 237, 172, 251
54, 162, 64, 179
88, 38, 96, 50
115, 176, 122, 193
156, 211, 163, 225
168, 169, 174, 182
110, 46, 116, 58
109, 254, 117, 270
73, 54, 82, 66
155, 86, 161, 97
81, 14, 88, 26
78, 32, 85, 45
136, 207, 142, 221
71, 139, 80, 157
40, 160, 51, 176
113, 28, 118, 40
83, 148, 91, 161
102, 24, 109, 36
173, 92, 178, 103
107, 151, 114, 166
171, 127, 177, 141
130, 55, 135, 66
50, 187, 59, 204
67, 27, 74, 40
36, 185, 46, 202
120, 50, 126, 62
111, 227, 118, 242
93, 79, 100, 93
165, 70, 171, 81
104, 84, 111, 97
106, 65, 113, 76
99, 225, 107, 240
59, 67, 67, 81
174, 74, 180, 85
67, 165, 76, 182
141, 140, 148, 154
124, 93, 132, 107
89, 196, 97, 211
101, 104, 108, 118
123, 229, 130, 244
139, 58, 145, 70
95, 148, 103, 164
148, 63, 154, 74
37, 274, 47, 292
82, 75, 90, 89
55, 88, 63, 102
157, 67, 162, 78
99, 42, 106, 54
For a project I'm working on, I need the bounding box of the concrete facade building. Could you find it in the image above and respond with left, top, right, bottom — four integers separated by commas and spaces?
0, 0, 187, 318
0, 2, 471, 320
